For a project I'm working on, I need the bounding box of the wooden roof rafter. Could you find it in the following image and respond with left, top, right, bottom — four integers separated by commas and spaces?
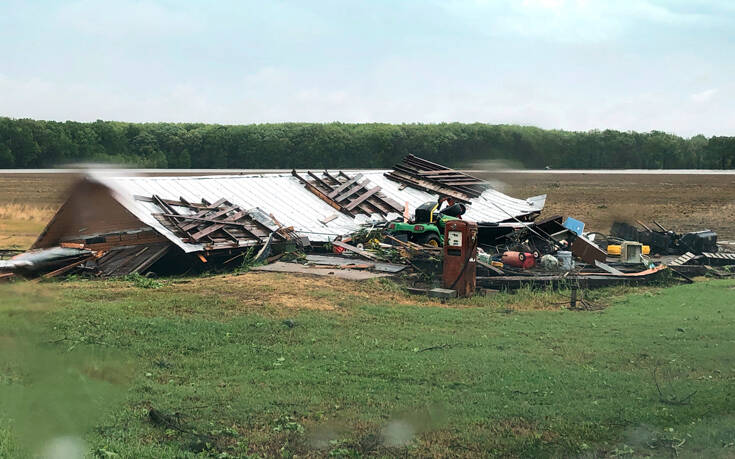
384, 154, 490, 202
291, 170, 403, 218
136, 195, 296, 250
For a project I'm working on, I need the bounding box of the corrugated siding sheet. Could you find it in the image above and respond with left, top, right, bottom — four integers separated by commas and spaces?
92, 171, 545, 253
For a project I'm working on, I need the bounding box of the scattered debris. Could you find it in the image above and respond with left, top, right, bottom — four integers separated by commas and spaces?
611, 221, 718, 255
5, 155, 733, 298
305, 254, 406, 273
571, 235, 607, 265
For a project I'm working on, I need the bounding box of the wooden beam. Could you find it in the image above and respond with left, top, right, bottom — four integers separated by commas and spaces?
180, 205, 237, 231
39, 256, 94, 280
326, 171, 384, 215
331, 240, 382, 261
344, 186, 380, 211
307, 171, 334, 193
384, 171, 472, 202
327, 173, 363, 198
185, 211, 261, 242
158, 211, 247, 227
335, 180, 367, 202
292, 169, 350, 215
190, 224, 228, 241
417, 170, 466, 176
320, 170, 342, 186
131, 245, 171, 274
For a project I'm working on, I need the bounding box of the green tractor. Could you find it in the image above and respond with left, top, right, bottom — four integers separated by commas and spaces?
386, 200, 466, 247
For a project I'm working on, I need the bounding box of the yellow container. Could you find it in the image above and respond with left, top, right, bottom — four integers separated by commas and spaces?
607, 244, 650, 256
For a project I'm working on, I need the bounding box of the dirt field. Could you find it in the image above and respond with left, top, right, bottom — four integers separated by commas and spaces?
1, 171, 734, 250
482, 171, 735, 240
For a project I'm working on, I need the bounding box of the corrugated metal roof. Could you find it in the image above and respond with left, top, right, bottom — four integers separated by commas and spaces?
90, 171, 545, 253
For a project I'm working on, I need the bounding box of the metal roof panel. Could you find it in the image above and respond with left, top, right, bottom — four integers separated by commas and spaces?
89, 171, 544, 252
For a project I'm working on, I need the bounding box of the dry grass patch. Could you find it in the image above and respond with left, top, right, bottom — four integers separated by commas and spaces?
174, 272, 443, 313
0, 203, 56, 222
0, 204, 55, 249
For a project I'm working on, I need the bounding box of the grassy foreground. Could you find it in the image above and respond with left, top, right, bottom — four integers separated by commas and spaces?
0, 273, 734, 458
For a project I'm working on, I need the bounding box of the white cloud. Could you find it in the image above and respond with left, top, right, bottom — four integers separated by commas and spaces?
690, 88, 718, 103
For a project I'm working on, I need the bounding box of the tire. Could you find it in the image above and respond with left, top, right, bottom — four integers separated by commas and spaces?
416, 233, 441, 247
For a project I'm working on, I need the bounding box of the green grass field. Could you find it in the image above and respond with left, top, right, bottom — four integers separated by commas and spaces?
1, 274, 734, 458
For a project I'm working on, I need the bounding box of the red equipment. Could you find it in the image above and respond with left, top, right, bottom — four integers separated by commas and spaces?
501, 251, 536, 269
442, 220, 478, 297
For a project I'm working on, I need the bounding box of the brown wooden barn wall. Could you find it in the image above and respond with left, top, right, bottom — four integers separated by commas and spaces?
33, 180, 153, 249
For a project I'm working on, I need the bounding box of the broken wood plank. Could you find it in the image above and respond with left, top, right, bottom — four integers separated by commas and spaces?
319, 214, 338, 225
417, 170, 468, 176
60, 242, 86, 249
190, 224, 228, 241
478, 259, 505, 276
344, 186, 380, 211
180, 205, 237, 231
670, 252, 698, 266
292, 169, 349, 215
331, 240, 382, 261
39, 256, 94, 280
307, 171, 336, 193
335, 180, 368, 202
384, 171, 473, 202
129, 245, 170, 274
327, 173, 363, 198
158, 212, 249, 227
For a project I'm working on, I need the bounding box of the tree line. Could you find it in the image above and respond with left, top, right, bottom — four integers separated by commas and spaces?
1, 117, 734, 169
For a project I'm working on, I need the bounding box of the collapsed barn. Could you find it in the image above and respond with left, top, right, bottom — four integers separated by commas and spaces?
4, 155, 731, 295
1, 156, 544, 279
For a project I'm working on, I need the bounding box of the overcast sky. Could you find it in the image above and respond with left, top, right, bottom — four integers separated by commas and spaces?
0, 0, 733, 136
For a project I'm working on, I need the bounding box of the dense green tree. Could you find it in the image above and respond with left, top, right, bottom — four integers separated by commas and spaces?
0, 117, 732, 170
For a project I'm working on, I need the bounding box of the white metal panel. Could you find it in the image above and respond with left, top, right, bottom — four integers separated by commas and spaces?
89, 170, 544, 253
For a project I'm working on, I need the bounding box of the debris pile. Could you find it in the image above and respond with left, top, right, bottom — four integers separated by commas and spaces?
3, 155, 733, 295
609, 220, 718, 255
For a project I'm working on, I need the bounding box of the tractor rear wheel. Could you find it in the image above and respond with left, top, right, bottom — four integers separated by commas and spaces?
417, 233, 441, 247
